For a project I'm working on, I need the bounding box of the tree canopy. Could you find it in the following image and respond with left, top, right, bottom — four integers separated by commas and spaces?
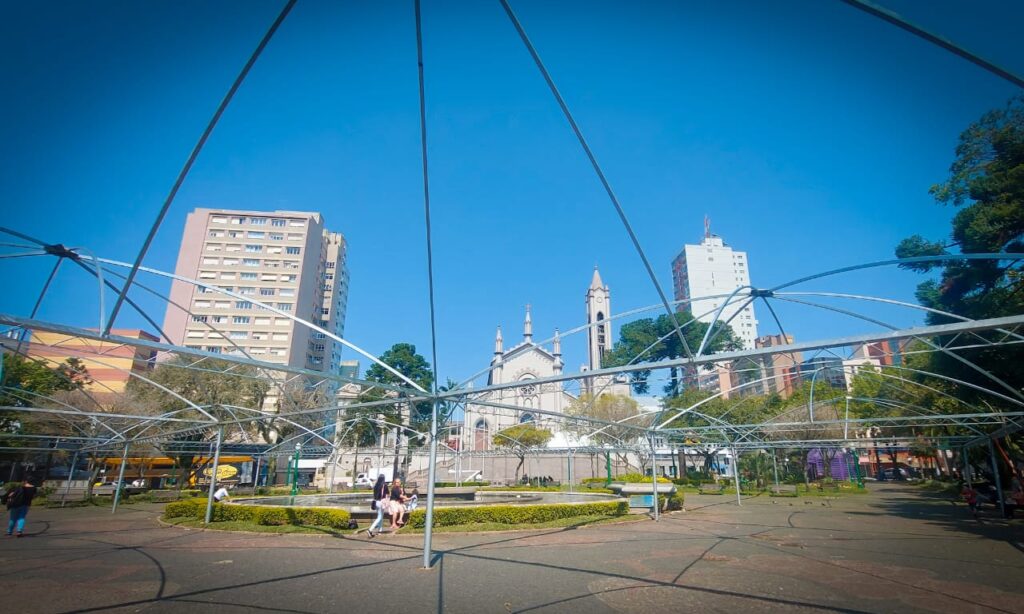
603, 310, 741, 394
895, 95, 1024, 406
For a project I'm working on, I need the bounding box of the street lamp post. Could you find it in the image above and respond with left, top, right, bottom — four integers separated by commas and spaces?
291, 443, 302, 498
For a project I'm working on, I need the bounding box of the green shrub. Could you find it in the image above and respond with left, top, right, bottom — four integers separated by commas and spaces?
164, 499, 204, 518
434, 481, 490, 488
163, 499, 350, 529
657, 492, 685, 511
406, 501, 628, 529
255, 486, 319, 496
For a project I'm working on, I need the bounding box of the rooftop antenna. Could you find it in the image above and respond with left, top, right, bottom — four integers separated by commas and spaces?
704, 215, 711, 239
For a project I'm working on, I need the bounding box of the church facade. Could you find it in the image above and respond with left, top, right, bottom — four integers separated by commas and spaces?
460, 268, 629, 452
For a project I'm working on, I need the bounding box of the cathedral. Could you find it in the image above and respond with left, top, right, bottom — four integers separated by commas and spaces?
460, 268, 629, 451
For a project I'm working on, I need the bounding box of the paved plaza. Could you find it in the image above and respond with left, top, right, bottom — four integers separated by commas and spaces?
2, 484, 1022, 613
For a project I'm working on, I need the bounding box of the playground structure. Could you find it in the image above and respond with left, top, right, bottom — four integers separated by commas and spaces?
3, 1, 1023, 570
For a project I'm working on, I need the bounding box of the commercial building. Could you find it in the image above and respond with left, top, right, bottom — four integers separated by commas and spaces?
163, 208, 349, 375
670, 219, 757, 349
0, 329, 158, 406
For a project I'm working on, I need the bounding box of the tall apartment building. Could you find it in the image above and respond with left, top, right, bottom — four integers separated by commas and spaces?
163, 209, 349, 377
671, 220, 757, 349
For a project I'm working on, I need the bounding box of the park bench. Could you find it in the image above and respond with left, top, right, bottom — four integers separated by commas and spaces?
698, 482, 724, 495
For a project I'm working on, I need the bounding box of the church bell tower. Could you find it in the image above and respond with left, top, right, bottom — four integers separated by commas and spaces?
585, 267, 611, 370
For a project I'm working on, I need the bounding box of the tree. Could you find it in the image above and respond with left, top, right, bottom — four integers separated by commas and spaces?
126, 356, 269, 488
492, 423, 553, 480
1, 354, 91, 431
896, 94, 1024, 405
603, 311, 741, 395
567, 393, 647, 472
361, 343, 433, 477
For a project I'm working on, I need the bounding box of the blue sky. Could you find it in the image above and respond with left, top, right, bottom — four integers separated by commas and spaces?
1, 0, 1021, 385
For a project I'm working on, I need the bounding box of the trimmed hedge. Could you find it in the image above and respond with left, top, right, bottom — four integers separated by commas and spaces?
582, 474, 672, 485
164, 498, 351, 528
434, 481, 490, 487
254, 486, 320, 496
657, 492, 685, 511
406, 500, 628, 529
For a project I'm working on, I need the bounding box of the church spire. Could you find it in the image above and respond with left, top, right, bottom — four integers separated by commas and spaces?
494, 326, 503, 355
523, 304, 533, 342
590, 266, 604, 290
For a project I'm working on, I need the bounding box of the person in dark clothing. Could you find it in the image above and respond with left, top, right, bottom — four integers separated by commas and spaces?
366, 475, 388, 538
4, 476, 38, 537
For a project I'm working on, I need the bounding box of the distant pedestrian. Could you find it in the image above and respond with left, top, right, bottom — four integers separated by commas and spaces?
213, 486, 230, 502
3, 476, 38, 537
366, 475, 387, 538
960, 482, 979, 519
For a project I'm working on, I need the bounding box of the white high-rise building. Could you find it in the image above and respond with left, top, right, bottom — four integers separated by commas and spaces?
163, 208, 349, 374
670, 220, 757, 349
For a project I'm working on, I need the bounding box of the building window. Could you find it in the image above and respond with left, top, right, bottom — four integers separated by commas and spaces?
271, 219, 286, 227
289, 220, 305, 227
277, 303, 293, 312
233, 316, 250, 324
250, 217, 267, 226
238, 287, 255, 295
286, 246, 301, 255
231, 217, 245, 225
279, 288, 294, 297
240, 272, 257, 280
260, 288, 275, 296
191, 315, 208, 323
269, 233, 284, 241
243, 258, 259, 266
205, 346, 223, 354
229, 331, 248, 339
223, 258, 239, 265
245, 244, 262, 252
211, 216, 227, 224
236, 301, 253, 309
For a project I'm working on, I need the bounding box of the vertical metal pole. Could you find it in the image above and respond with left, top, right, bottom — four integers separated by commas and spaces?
772, 450, 780, 491
568, 448, 574, 493
843, 396, 850, 440
204, 427, 224, 524
988, 439, 1006, 518
62, 450, 80, 508
111, 443, 130, 514
422, 397, 440, 568
650, 436, 659, 521
605, 451, 612, 486
962, 447, 972, 488
252, 456, 262, 493
732, 448, 742, 506
329, 452, 337, 494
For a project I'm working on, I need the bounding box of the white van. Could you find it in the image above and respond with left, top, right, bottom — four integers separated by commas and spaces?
353, 467, 393, 488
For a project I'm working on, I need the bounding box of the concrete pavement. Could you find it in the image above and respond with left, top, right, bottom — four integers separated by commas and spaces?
2, 483, 1022, 613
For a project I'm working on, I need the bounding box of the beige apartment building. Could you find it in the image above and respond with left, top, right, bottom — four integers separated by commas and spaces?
163, 209, 349, 376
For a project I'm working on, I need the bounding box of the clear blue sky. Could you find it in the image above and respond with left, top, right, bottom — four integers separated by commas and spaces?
1, 1, 1021, 385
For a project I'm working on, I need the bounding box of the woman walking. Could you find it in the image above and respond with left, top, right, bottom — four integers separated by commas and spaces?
366, 474, 388, 538
4, 475, 38, 537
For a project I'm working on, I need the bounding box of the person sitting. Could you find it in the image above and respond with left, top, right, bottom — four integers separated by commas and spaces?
405, 488, 419, 512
